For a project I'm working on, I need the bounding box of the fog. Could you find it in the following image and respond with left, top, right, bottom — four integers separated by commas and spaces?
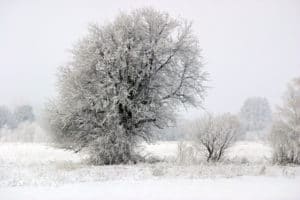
0, 0, 299, 117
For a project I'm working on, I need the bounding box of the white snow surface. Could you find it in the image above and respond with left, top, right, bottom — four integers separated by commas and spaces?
1, 177, 300, 200
0, 141, 299, 199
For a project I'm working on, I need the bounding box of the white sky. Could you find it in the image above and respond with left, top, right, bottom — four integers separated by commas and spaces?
0, 0, 299, 117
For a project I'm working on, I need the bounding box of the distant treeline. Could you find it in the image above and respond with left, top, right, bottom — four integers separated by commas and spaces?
0, 105, 35, 129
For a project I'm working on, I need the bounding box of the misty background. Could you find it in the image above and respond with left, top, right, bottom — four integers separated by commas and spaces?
0, 0, 299, 118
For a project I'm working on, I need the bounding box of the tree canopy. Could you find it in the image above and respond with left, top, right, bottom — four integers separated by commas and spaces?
48, 8, 207, 165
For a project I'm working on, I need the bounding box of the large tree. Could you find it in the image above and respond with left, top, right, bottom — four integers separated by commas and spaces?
48, 8, 207, 165
270, 78, 300, 164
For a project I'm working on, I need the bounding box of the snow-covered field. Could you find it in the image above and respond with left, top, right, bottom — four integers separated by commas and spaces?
0, 141, 299, 199
1, 177, 300, 200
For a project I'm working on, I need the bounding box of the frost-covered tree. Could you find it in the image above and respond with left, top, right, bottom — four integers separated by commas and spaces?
192, 113, 241, 162
48, 8, 207, 165
0, 106, 11, 128
239, 97, 272, 131
270, 78, 300, 164
13, 105, 35, 124
0, 105, 35, 130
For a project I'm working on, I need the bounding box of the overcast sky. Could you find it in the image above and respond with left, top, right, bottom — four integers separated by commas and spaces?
0, 0, 299, 117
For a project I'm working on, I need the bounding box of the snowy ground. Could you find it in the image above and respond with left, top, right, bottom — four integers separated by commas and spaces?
1, 177, 300, 200
0, 141, 299, 199
142, 140, 273, 164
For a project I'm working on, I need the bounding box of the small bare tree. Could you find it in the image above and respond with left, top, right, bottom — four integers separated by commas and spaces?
270, 78, 300, 164
192, 113, 241, 162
